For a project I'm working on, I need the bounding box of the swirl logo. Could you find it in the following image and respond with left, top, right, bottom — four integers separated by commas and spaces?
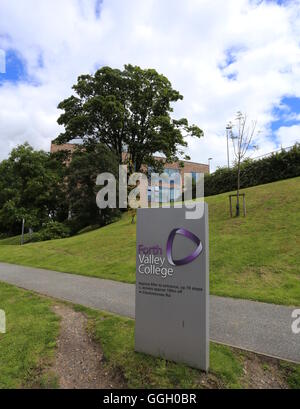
166, 228, 203, 266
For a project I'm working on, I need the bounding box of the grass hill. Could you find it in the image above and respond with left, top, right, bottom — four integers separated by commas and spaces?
0, 233, 32, 245
0, 177, 299, 306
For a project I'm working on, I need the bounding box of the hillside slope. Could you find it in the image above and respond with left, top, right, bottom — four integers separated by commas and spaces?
0, 177, 299, 305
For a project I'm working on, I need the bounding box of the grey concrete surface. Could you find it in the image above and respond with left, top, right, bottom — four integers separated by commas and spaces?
0, 262, 299, 363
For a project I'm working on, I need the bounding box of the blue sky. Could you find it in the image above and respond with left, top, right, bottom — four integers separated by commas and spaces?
4, 45, 297, 139
0, 50, 28, 83
8, 46, 300, 139
271, 97, 300, 134
1, 0, 300, 168
6, 45, 297, 142
95, 0, 103, 18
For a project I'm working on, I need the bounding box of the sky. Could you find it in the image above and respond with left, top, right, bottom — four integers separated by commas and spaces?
0, 0, 300, 171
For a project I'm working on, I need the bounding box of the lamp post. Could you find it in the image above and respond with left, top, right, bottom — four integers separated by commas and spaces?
226, 123, 232, 169
20, 218, 25, 246
208, 157, 213, 174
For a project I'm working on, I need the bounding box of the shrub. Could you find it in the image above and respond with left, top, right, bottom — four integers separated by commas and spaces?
205, 143, 300, 196
31, 221, 70, 242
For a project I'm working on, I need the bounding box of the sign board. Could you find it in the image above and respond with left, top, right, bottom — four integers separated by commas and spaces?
135, 204, 209, 371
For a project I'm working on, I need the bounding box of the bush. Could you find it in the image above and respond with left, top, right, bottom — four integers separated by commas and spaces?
31, 221, 70, 242
205, 143, 300, 196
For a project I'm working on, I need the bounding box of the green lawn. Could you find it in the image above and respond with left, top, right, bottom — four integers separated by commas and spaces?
0, 233, 32, 246
0, 281, 299, 389
76, 304, 300, 389
0, 282, 59, 388
77, 305, 244, 388
0, 177, 299, 305
1, 283, 244, 389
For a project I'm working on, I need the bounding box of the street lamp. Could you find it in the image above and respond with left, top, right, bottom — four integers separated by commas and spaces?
208, 157, 213, 174
226, 123, 232, 169
20, 218, 25, 246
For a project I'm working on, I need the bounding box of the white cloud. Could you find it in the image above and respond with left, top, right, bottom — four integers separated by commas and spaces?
0, 0, 300, 171
276, 124, 300, 147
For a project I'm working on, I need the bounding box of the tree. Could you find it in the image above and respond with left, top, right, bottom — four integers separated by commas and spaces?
66, 143, 120, 232
55, 64, 203, 173
229, 112, 258, 216
0, 143, 67, 235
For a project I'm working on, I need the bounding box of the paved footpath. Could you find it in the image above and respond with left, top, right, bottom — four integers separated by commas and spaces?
0, 262, 299, 363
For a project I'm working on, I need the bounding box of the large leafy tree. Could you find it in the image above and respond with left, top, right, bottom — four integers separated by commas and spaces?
55, 64, 203, 172
0, 143, 67, 234
66, 143, 120, 232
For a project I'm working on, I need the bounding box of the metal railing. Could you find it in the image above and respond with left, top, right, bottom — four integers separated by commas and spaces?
252, 142, 299, 161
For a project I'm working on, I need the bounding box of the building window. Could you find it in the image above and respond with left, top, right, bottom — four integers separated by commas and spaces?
164, 168, 180, 177
191, 172, 197, 182
169, 180, 174, 202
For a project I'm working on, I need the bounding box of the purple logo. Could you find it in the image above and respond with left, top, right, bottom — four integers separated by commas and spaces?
166, 228, 203, 266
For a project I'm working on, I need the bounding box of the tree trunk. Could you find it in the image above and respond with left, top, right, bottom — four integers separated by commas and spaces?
236, 161, 241, 217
